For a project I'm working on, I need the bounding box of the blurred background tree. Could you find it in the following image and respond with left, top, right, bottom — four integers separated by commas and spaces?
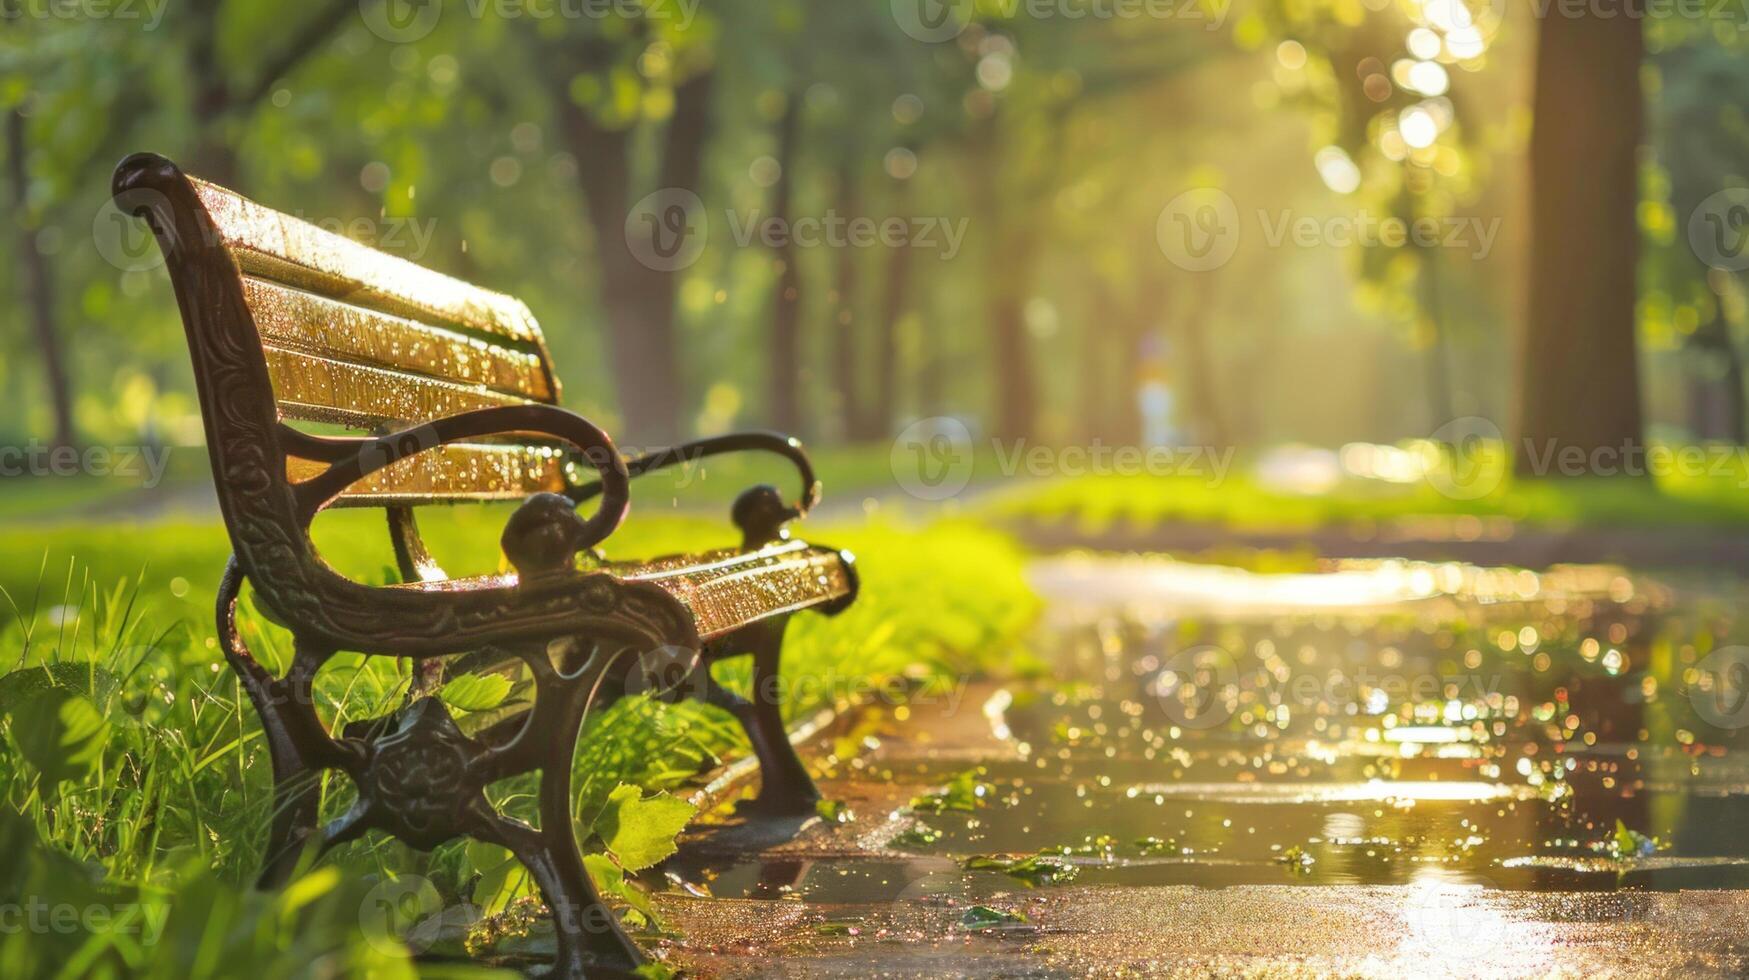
0, 0, 1745, 472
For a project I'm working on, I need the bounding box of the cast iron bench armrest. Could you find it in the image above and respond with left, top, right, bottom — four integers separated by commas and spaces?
566, 431, 822, 547
283, 404, 632, 555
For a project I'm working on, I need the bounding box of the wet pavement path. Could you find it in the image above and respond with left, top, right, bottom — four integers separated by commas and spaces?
652, 555, 1749, 977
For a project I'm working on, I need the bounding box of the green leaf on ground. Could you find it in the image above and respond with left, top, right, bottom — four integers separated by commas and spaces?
816, 799, 854, 824
961, 854, 1078, 886
593, 784, 696, 871
584, 853, 660, 931
892, 823, 942, 848
1608, 819, 1667, 861
440, 673, 513, 712
466, 839, 534, 915
909, 767, 993, 813
1276, 844, 1316, 874
959, 905, 1028, 930
5, 688, 111, 784
0, 664, 123, 712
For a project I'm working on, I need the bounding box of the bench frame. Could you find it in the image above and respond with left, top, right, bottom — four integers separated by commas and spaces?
114, 153, 857, 978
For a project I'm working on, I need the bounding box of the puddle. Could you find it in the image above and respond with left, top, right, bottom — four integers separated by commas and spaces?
667, 556, 1749, 909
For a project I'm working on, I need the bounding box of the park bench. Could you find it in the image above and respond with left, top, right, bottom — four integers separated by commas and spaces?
111, 152, 858, 977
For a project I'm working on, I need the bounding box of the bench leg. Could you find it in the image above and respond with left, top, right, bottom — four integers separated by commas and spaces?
216, 560, 337, 887
258, 769, 322, 887
474, 783, 643, 979
710, 618, 821, 816
470, 641, 647, 978
221, 559, 650, 975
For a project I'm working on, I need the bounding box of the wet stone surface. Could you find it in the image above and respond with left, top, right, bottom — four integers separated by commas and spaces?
651, 556, 1749, 977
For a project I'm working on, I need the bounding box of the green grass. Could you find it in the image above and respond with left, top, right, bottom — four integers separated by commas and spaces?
985, 443, 1749, 534
0, 507, 1036, 975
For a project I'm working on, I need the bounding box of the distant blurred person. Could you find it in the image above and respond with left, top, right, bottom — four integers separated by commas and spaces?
1137, 333, 1179, 448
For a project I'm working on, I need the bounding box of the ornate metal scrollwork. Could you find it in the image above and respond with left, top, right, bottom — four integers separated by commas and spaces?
361, 698, 485, 851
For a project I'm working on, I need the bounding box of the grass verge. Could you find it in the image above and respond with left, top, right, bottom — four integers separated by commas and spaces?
0, 508, 1035, 975
984, 449, 1749, 534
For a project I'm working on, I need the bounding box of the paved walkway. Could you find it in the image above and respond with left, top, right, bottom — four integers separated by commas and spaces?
649, 556, 1749, 977
655, 681, 1749, 978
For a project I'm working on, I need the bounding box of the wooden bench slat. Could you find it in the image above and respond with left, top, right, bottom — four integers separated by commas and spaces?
264, 345, 530, 429
381, 541, 855, 640
624, 544, 854, 638
286, 441, 569, 505
192, 178, 543, 345
245, 277, 554, 402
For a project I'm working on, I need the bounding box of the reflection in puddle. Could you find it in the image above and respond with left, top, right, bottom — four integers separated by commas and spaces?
675, 555, 1749, 906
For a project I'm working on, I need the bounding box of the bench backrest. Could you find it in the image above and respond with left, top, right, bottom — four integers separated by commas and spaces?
191, 175, 570, 506
114, 153, 580, 606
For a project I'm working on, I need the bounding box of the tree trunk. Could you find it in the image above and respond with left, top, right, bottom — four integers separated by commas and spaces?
1079, 285, 1119, 443
988, 285, 1036, 442
562, 73, 712, 447
183, 0, 239, 185
767, 94, 804, 434
1686, 306, 1747, 443
6, 109, 74, 449
1175, 274, 1228, 448
967, 114, 1038, 442
829, 157, 861, 439
868, 177, 914, 438
1416, 196, 1457, 434
1516, 3, 1645, 477
1715, 330, 1746, 445
179, 0, 358, 186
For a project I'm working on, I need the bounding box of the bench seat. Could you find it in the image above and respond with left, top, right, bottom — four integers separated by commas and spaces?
386, 540, 855, 640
